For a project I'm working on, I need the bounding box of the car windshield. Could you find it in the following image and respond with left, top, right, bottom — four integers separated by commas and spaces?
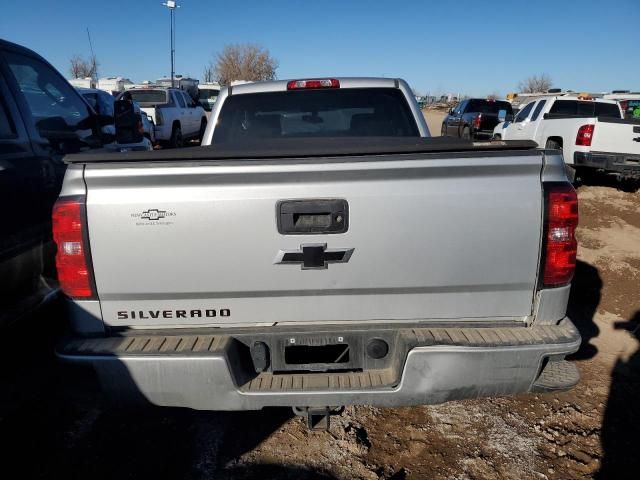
199, 89, 219, 100
127, 90, 168, 106
466, 100, 513, 114
213, 87, 419, 144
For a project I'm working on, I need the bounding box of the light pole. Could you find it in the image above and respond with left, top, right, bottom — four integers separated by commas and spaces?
162, 1, 180, 88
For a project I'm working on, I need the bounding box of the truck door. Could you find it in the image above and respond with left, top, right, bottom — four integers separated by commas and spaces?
173, 90, 189, 133
2, 47, 101, 296
445, 101, 465, 136
0, 65, 44, 310
509, 101, 536, 140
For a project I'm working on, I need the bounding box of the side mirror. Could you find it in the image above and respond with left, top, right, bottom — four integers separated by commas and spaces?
114, 99, 144, 144
448, 108, 454, 115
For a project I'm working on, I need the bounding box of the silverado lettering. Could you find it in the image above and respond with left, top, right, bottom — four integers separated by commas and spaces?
116, 309, 230, 320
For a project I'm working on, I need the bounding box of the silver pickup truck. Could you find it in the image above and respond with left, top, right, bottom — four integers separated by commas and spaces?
55, 78, 581, 421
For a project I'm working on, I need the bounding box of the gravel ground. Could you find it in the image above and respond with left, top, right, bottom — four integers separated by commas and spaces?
1, 179, 638, 480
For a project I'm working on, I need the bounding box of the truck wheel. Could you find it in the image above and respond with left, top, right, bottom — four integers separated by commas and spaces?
545, 139, 562, 151
199, 118, 208, 142
440, 124, 447, 137
169, 124, 183, 149
462, 126, 472, 140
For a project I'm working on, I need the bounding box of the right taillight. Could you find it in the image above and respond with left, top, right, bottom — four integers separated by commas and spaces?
155, 108, 163, 126
52, 197, 95, 298
575, 124, 595, 146
542, 183, 579, 287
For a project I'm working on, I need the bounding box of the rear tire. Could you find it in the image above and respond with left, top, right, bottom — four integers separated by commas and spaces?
462, 126, 472, 140
169, 124, 183, 149
545, 139, 562, 151
492, 134, 501, 141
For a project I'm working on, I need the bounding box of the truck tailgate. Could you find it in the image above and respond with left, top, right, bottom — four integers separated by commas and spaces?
592, 119, 640, 155
84, 152, 544, 328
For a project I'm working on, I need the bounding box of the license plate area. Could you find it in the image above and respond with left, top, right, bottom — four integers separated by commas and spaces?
285, 344, 350, 364
273, 335, 362, 373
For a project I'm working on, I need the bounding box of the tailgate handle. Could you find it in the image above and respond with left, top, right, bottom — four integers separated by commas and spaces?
277, 199, 348, 234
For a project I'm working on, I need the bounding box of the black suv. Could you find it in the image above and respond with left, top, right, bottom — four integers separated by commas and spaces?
0, 39, 105, 325
441, 98, 513, 140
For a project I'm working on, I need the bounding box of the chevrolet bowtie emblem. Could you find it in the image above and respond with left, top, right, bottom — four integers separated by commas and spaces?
274, 243, 354, 270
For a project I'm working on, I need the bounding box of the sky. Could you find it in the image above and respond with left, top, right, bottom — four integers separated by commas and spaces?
2, 0, 639, 97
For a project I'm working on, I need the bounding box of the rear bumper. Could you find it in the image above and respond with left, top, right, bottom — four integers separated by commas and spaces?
471, 129, 494, 139
57, 319, 581, 410
575, 151, 640, 176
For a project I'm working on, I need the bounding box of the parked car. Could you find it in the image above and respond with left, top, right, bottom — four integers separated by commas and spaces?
197, 83, 220, 111
441, 98, 514, 139
120, 87, 207, 148
494, 96, 639, 180
0, 39, 106, 325
57, 78, 579, 423
77, 87, 155, 146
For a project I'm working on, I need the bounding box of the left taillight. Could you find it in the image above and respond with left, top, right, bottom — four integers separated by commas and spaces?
542, 183, 579, 287
473, 114, 482, 129
52, 197, 95, 298
575, 124, 595, 146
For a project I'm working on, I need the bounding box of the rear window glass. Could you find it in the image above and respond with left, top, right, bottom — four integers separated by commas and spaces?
465, 100, 513, 115
199, 89, 219, 101
212, 88, 419, 143
549, 100, 621, 118
127, 90, 168, 105
594, 102, 622, 118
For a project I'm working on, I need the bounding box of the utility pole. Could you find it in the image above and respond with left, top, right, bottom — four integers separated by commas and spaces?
86, 27, 97, 81
162, 1, 180, 88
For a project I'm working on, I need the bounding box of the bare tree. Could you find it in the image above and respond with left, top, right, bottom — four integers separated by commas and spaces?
69, 54, 98, 79
202, 61, 215, 83
213, 43, 278, 85
518, 74, 553, 93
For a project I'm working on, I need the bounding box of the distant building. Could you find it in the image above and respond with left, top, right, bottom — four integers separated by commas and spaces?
69, 77, 95, 89
97, 77, 133, 94
156, 75, 199, 99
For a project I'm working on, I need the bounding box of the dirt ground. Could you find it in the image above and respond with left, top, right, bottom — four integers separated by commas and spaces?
1, 177, 638, 479
423, 110, 447, 136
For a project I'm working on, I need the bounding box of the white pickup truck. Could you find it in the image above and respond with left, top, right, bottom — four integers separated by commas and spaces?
494, 96, 640, 180
122, 87, 207, 148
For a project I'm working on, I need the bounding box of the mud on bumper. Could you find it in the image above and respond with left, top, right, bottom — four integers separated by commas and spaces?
57, 319, 581, 410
